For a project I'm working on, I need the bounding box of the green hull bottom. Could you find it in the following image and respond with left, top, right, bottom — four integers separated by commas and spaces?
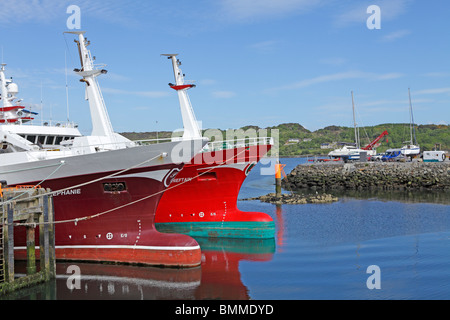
155, 221, 276, 239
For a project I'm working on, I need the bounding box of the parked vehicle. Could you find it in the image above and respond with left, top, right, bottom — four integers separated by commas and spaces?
382, 149, 402, 161
371, 153, 385, 161
423, 151, 447, 162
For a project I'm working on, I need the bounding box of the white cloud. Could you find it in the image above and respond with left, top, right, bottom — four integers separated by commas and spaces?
199, 79, 217, 86
382, 29, 411, 42
102, 87, 169, 98
319, 57, 347, 66
375, 73, 404, 80
248, 40, 280, 53
218, 0, 324, 21
267, 70, 404, 93
414, 87, 450, 95
424, 72, 450, 78
0, 0, 142, 27
211, 91, 236, 98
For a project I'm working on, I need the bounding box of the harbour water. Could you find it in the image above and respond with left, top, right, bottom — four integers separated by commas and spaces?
2, 158, 449, 300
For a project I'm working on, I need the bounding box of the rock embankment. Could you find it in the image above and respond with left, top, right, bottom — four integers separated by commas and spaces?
282, 161, 450, 190
242, 192, 339, 205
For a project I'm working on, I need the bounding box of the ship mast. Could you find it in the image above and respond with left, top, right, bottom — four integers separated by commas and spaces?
64, 31, 115, 138
162, 54, 202, 140
0, 64, 13, 109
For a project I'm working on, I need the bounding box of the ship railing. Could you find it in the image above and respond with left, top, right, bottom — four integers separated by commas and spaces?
133, 136, 273, 151
36, 140, 138, 157
133, 137, 174, 145
205, 137, 273, 152
17, 119, 80, 129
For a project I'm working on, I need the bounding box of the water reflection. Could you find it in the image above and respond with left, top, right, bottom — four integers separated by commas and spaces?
275, 205, 285, 250
4, 237, 275, 300
292, 188, 450, 205
195, 238, 275, 300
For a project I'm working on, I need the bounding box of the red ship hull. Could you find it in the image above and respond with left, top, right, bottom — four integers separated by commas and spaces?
155, 144, 275, 238
13, 163, 201, 267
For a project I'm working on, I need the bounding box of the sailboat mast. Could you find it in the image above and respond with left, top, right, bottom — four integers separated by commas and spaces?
408, 88, 413, 144
351, 91, 360, 149
408, 88, 417, 145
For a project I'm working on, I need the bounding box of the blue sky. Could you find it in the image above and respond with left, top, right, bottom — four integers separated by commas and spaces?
0, 0, 449, 135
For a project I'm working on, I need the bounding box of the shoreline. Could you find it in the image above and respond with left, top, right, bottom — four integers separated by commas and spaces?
282, 161, 450, 191
241, 192, 339, 205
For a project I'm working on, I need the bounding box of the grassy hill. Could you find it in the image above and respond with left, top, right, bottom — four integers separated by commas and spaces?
121, 123, 450, 157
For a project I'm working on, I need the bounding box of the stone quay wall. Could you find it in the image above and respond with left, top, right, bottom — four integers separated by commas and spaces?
282, 161, 450, 191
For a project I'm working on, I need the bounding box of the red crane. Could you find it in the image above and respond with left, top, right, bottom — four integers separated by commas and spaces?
362, 130, 388, 150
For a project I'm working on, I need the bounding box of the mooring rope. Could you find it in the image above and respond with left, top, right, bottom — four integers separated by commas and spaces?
0, 161, 66, 204
0, 152, 166, 208
11, 145, 256, 227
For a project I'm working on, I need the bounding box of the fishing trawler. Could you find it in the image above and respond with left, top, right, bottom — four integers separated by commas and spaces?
154, 54, 275, 239
1, 32, 207, 267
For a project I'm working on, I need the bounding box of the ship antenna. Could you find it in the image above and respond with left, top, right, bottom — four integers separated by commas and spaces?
65, 50, 70, 124
40, 81, 44, 124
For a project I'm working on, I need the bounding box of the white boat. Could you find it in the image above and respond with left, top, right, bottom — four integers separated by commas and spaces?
328, 91, 376, 160
0, 31, 207, 267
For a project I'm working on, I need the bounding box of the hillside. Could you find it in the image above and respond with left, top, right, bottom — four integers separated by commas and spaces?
121, 123, 450, 157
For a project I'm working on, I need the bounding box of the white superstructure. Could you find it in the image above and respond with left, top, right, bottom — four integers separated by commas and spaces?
0, 64, 82, 153
0, 32, 206, 186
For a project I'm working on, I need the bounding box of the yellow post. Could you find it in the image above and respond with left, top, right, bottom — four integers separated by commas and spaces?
275, 163, 282, 198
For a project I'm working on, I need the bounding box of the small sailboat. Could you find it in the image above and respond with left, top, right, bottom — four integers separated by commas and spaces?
328, 91, 376, 160
400, 88, 420, 157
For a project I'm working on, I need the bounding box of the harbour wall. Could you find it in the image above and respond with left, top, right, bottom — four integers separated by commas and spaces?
282, 161, 450, 191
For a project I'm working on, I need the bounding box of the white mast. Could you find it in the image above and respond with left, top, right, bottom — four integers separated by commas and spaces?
0, 64, 18, 124
64, 31, 115, 138
161, 54, 202, 140
408, 87, 416, 145
0, 64, 13, 109
351, 91, 360, 149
